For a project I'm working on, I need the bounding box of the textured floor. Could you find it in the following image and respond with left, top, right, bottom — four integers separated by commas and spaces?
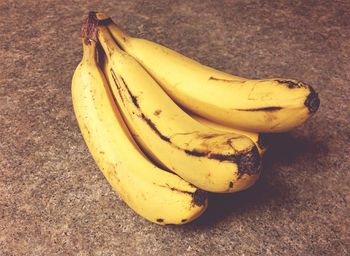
1, 0, 349, 255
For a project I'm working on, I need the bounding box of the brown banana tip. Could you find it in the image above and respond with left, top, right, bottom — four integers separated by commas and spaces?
304, 86, 320, 114
90, 11, 113, 25
275, 78, 320, 113
236, 146, 261, 178
192, 189, 207, 207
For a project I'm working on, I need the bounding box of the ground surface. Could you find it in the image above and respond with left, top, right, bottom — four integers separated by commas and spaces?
1, 0, 349, 255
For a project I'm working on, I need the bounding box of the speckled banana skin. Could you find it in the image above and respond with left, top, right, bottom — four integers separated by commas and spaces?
97, 21, 261, 193
95, 13, 320, 133
72, 17, 208, 225
190, 113, 269, 156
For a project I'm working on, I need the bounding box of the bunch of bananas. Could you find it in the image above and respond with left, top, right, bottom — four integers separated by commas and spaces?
72, 12, 320, 225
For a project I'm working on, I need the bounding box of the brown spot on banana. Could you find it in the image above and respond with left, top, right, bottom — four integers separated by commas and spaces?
192, 189, 208, 207
157, 184, 207, 207
264, 112, 278, 123
235, 106, 282, 112
156, 218, 164, 223
198, 133, 222, 139
183, 150, 207, 157
208, 76, 245, 83
153, 109, 162, 116
120, 76, 140, 108
110, 69, 128, 107
184, 145, 261, 178
208, 146, 261, 178
139, 113, 171, 142
275, 79, 308, 89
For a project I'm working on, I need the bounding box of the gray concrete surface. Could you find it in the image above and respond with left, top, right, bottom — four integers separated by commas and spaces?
1, 0, 349, 255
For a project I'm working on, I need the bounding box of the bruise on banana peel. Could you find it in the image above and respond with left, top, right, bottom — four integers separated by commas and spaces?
109, 70, 261, 187
154, 109, 162, 116
235, 106, 282, 112
275, 79, 307, 89
123, 78, 140, 108
208, 146, 261, 178
155, 184, 207, 207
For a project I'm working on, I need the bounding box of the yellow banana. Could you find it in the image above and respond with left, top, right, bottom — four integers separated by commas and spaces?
96, 13, 320, 133
97, 22, 261, 193
189, 113, 269, 155
72, 16, 207, 225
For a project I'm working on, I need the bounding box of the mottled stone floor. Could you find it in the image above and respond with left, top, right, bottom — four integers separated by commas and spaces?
1, 0, 349, 255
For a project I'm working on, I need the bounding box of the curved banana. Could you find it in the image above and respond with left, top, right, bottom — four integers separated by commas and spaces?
97, 23, 261, 193
95, 13, 320, 133
72, 17, 207, 225
189, 113, 269, 155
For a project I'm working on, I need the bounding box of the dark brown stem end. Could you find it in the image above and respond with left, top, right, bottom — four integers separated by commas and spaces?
80, 11, 99, 44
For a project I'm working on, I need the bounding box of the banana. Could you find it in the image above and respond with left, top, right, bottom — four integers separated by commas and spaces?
189, 113, 269, 155
96, 21, 261, 193
95, 13, 320, 133
72, 15, 208, 225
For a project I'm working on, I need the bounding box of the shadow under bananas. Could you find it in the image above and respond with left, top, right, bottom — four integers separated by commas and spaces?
186, 132, 328, 227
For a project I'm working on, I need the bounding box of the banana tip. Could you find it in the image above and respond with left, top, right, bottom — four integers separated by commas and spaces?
192, 189, 208, 207
80, 12, 113, 44
305, 87, 320, 114
90, 11, 113, 25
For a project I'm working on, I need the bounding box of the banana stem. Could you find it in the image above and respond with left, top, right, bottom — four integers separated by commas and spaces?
92, 11, 129, 50
82, 39, 97, 63
80, 12, 98, 63
108, 23, 129, 49
81, 12, 98, 44
97, 25, 124, 57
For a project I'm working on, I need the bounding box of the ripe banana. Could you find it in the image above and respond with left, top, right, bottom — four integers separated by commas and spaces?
97, 22, 261, 193
189, 113, 269, 155
96, 13, 320, 133
72, 17, 207, 225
